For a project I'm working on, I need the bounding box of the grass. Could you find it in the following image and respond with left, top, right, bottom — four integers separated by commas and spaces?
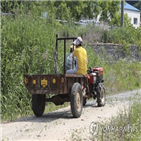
86, 46, 141, 94
93, 93, 141, 141
104, 60, 141, 94
1, 5, 141, 141
1, 14, 84, 121
1, 13, 141, 121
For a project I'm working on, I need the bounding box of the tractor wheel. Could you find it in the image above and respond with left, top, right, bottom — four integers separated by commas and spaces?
97, 85, 106, 107
70, 83, 83, 118
32, 94, 46, 117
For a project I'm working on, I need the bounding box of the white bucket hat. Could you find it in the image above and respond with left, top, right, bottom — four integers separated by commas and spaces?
73, 37, 83, 45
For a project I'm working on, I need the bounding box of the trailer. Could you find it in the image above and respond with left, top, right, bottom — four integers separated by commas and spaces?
24, 35, 106, 118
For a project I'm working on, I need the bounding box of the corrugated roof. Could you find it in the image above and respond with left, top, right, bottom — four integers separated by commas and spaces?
123, 3, 140, 12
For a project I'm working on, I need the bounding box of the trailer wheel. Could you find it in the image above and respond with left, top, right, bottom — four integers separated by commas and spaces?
32, 94, 46, 117
97, 85, 106, 107
71, 83, 83, 118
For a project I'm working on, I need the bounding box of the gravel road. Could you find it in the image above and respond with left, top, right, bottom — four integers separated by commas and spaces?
1, 89, 141, 141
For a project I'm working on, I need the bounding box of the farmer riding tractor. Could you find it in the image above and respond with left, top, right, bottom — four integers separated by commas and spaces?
24, 35, 106, 118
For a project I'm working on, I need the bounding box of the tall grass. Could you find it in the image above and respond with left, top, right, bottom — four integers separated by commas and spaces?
86, 46, 141, 94
1, 15, 87, 121
1, 14, 141, 121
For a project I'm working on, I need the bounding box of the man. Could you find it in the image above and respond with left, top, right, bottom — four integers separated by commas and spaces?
66, 37, 87, 75
65, 45, 75, 72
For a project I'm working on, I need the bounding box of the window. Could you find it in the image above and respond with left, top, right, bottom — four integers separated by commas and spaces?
134, 18, 138, 25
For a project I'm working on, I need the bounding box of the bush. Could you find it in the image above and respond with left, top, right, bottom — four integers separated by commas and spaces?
1, 14, 141, 121
1, 14, 89, 121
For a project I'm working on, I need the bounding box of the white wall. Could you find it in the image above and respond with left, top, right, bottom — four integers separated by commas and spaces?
124, 9, 140, 28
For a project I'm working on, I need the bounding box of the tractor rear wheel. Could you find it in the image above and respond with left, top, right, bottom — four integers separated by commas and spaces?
70, 83, 83, 118
32, 94, 46, 117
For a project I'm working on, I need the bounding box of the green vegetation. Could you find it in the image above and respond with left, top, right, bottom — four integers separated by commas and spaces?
1, 1, 44, 16
71, 94, 141, 141
86, 48, 141, 94
134, 1, 141, 12
0, 0, 141, 123
1, 15, 82, 121
1, 1, 120, 22
94, 94, 141, 141
1, 1, 141, 122
1, 1, 141, 140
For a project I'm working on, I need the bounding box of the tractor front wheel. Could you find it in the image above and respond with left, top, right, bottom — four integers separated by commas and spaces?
97, 84, 106, 107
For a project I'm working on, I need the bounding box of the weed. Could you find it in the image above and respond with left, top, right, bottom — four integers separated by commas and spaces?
94, 94, 141, 141
1, 13, 141, 121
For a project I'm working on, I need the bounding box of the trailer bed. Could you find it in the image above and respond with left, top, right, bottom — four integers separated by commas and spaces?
24, 74, 88, 95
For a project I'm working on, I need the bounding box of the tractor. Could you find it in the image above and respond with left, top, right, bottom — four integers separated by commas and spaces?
24, 35, 106, 118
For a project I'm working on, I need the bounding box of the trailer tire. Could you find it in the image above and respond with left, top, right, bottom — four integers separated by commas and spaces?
71, 83, 83, 118
32, 94, 46, 117
97, 84, 106, 107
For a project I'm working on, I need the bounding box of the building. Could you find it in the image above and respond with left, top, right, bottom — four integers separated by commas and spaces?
122, 3, 140, 28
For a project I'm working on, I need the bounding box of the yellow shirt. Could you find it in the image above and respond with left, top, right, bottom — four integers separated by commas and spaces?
73, 46, 87, 75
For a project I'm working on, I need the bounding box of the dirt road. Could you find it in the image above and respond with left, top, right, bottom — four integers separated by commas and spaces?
1, 89, 141, 141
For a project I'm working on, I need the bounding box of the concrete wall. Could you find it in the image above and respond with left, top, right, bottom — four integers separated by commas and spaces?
92, 43, 141, 61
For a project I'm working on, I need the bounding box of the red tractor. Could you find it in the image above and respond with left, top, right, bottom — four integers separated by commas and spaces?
24, 35, 106, 118
86, 67, 106, 106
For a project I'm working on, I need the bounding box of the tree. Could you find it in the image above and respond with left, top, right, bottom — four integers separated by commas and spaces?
1, 1, 121, 23
0, 0, 36, 13
1, 1, 21, 14
55, 2, 70, 21
44, 1, 57, 19
96, 1, 120, 23
110, 12, 131, 27
83, 1, 97, 19
51, 1, 87, 21
44, 0, 119, 21
134, 1, 141, 11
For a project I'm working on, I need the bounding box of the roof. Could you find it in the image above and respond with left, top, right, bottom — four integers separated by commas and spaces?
123, 3, 140, 12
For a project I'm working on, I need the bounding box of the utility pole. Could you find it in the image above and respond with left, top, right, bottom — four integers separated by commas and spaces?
121, 0, 124, 27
